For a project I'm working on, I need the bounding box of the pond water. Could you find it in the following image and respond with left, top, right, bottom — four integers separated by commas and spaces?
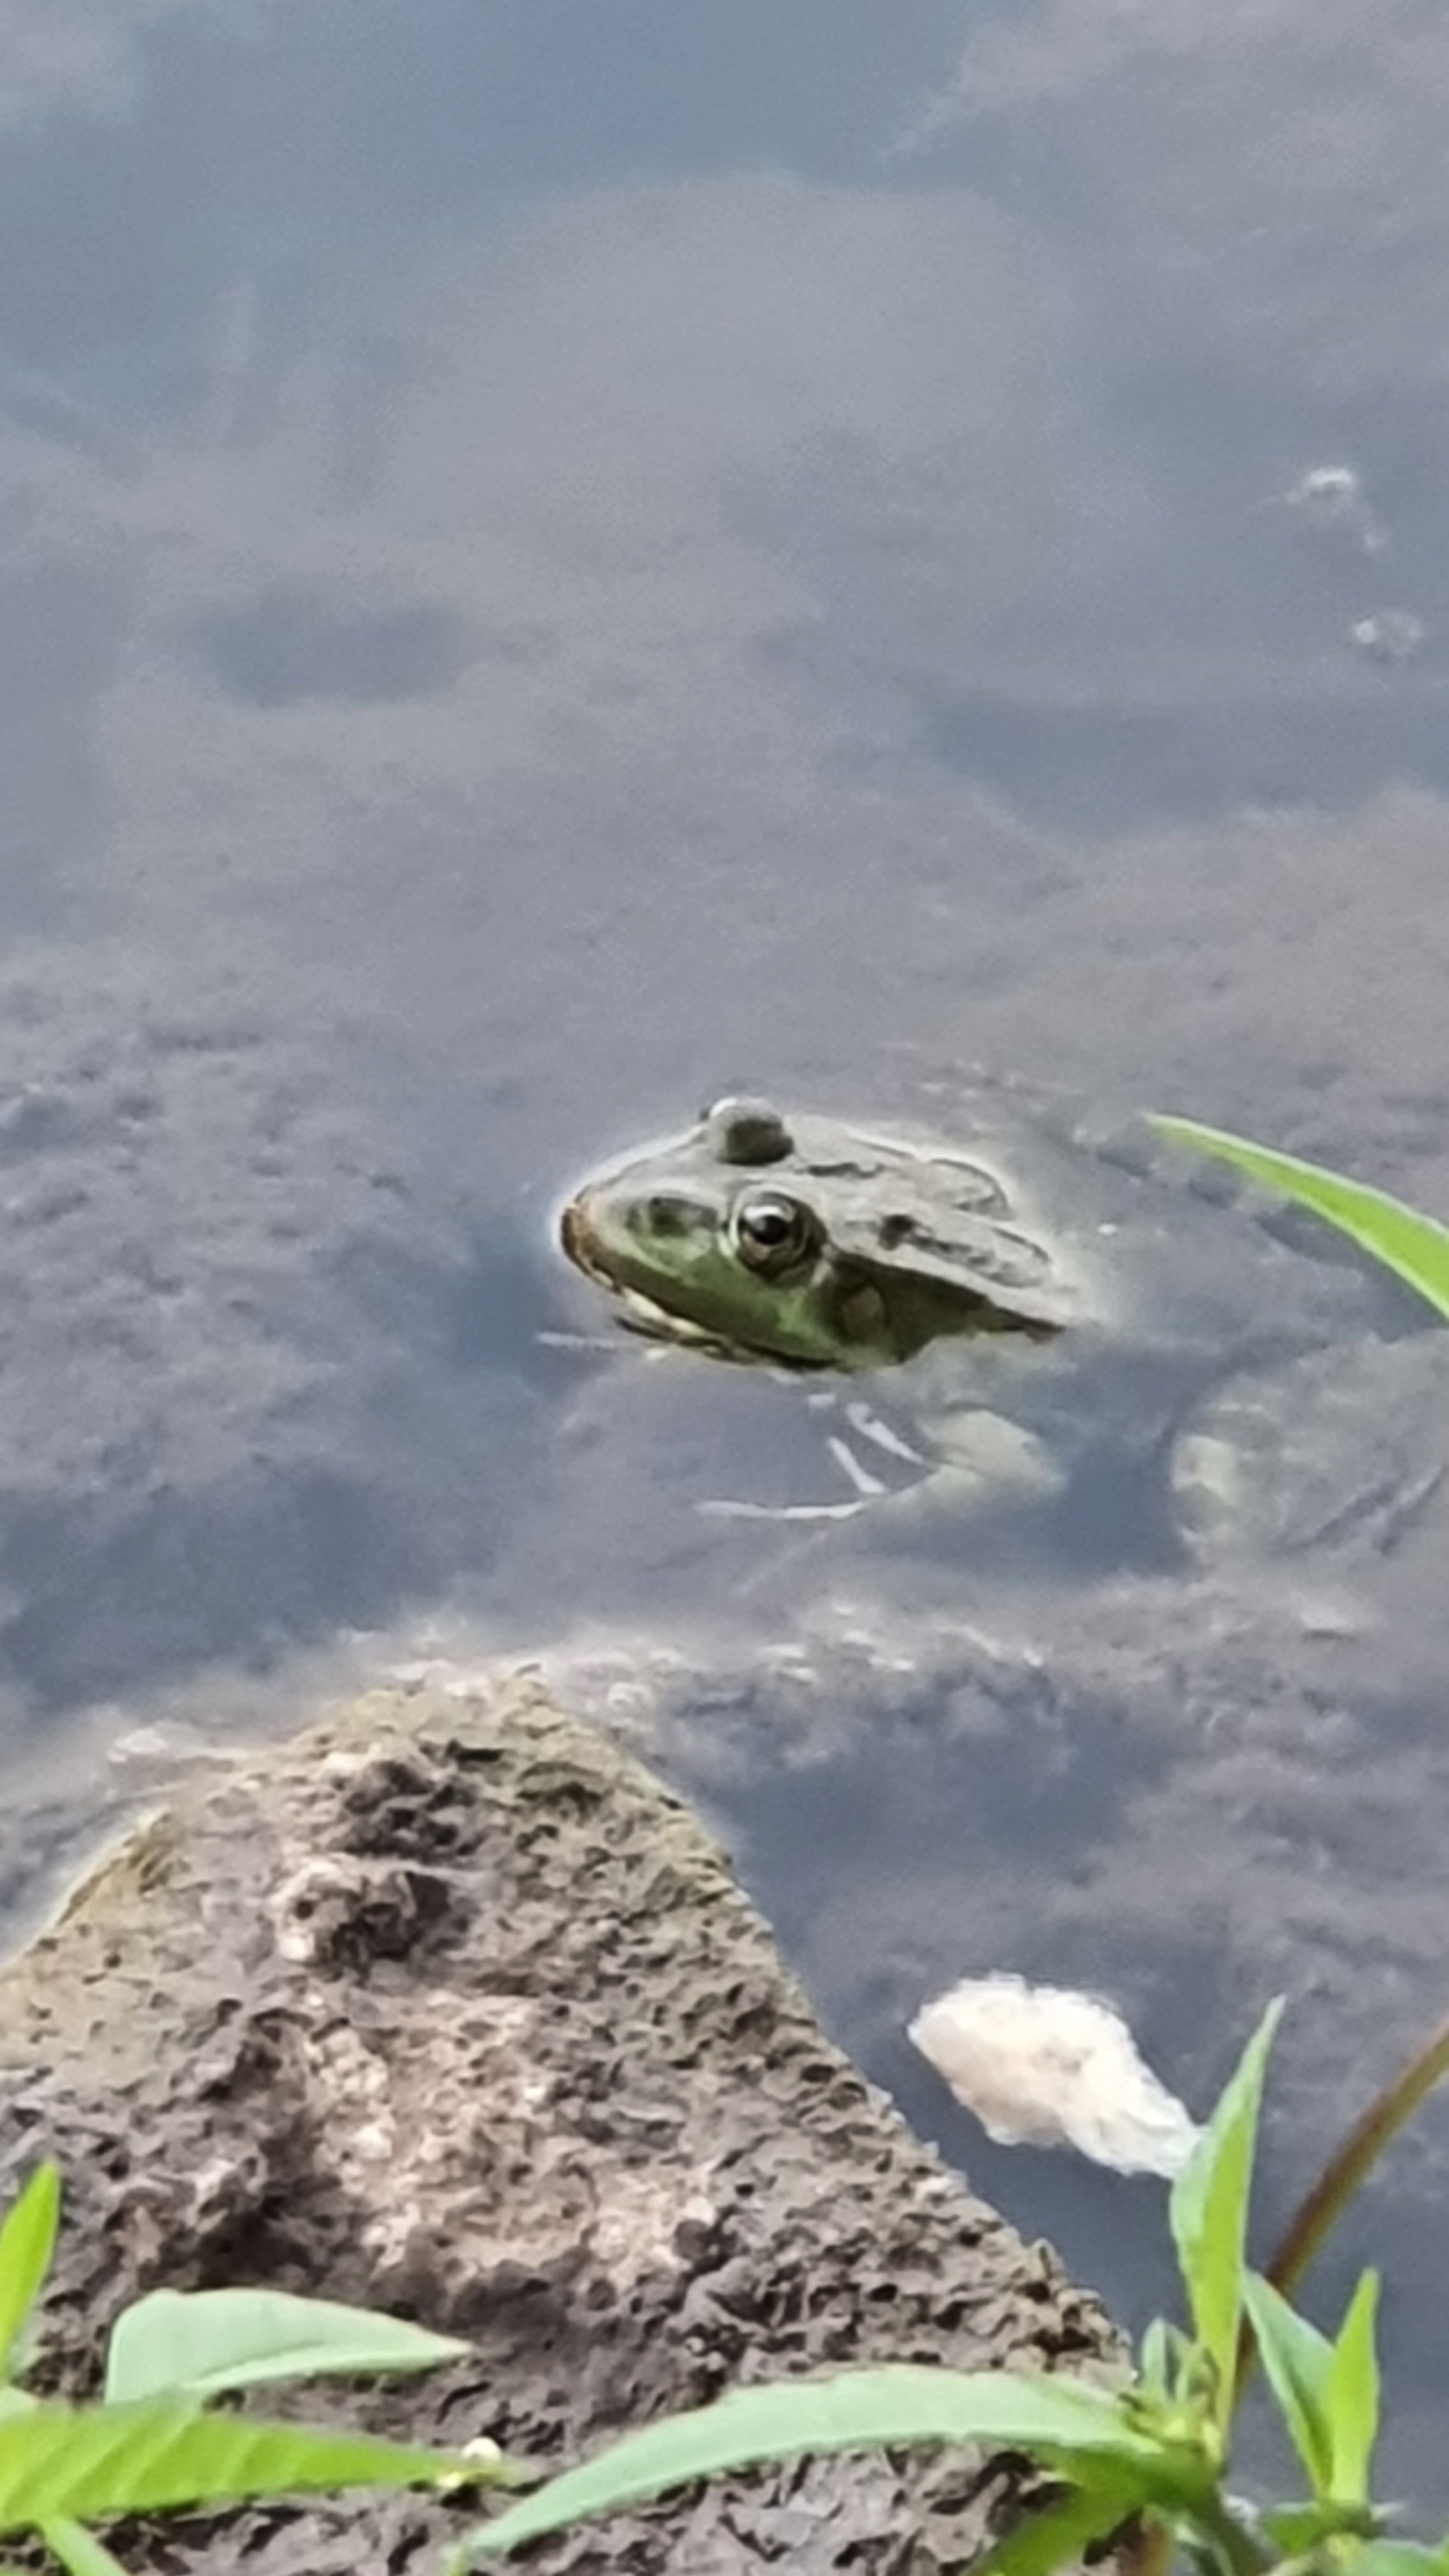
5, 0, 1449, 2522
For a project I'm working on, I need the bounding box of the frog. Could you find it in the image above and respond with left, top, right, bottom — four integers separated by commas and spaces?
558, 1083, 1449, 1563
560, 1094, 1075, 1368
559, 1090, 1091, 1521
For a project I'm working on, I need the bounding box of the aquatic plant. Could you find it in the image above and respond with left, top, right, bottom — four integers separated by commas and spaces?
1148, 1114, 1449, 1324
456, 2004, 1449, 2575
0, 2164, 502, 2576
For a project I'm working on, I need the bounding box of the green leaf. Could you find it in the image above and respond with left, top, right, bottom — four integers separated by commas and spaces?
41, 2518, 133, 2576
1324, 2270, 1380, 2505
1136, 2320, 1171, 2401
1168, 2001, 1282, 2438
105, 2287, 470, 2403
0, 2167, 60, 2384
1260, 2500, 1379, 2555
1148, 1116, 1449, 1323
452, 2364, 1213, 2564
1339, 2547, 1449, 2576
974, 2471, 1146, 2576
0, 2398, 472, 2530
1240, 2274, 1333, 2494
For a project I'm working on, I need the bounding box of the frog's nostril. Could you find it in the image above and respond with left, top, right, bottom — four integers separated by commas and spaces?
642, 1191, 710, 1237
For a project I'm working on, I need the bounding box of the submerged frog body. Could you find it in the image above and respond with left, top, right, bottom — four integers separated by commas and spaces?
560, 1085, 1449, 1559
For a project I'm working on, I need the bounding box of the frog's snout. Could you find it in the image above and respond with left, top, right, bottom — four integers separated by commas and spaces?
559, 1193, 604, 1281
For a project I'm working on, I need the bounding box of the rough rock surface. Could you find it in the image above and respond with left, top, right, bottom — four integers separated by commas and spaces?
0, 1676, 1120, 2573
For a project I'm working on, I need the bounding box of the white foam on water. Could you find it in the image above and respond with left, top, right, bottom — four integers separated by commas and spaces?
909, 1971, 1201, 2180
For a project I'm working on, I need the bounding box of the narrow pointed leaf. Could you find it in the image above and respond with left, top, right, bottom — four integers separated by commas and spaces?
42, 2518, 133, 2576
105, 2287, 469, 2403
1342, 2548, 1449, 2576
1240, 2275, 1332, 2494
1137, 2320, 1170, 2401
1324, 2271, 1380, 2505
1149, 1117, 1449, 1322
0, 2399, 474, 2529
0, 2167, 60, 2384
1169, 2001, 1281, 2435
454, 2364, 1213, 2563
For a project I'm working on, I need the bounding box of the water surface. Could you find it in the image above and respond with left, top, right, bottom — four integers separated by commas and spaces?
4, 0, 1449, 2519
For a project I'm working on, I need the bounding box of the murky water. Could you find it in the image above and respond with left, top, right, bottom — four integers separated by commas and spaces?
6, 0, 1449, 2522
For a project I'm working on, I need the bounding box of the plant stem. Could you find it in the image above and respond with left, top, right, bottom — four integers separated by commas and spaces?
1259, 2004, 1449, 2312
1116, 2001, 1449, 2576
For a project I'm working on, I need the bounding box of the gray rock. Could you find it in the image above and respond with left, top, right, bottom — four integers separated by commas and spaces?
0, 1676, 1121, 2574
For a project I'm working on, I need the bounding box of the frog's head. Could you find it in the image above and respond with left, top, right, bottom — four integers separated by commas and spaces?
560, 1096, 1068, 1370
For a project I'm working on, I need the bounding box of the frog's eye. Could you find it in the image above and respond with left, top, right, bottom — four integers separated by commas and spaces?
729, 1190, 819, 1275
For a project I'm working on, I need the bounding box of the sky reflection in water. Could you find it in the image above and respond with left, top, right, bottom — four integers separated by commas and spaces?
1, 0, 1449, 2519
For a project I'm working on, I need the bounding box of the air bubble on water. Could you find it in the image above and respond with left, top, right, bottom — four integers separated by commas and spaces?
1283, 463, 1383, 550
1351, 608, 1426, 666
